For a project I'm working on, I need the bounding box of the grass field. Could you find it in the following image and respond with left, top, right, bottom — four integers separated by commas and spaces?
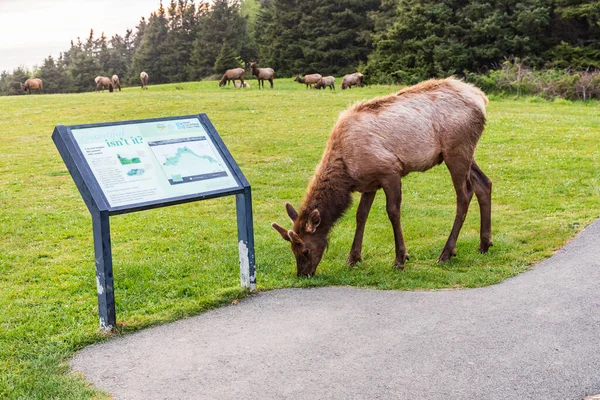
0, 78, 599, 398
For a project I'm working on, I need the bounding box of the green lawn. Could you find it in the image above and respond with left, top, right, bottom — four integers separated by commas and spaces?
0, 79, 598, 398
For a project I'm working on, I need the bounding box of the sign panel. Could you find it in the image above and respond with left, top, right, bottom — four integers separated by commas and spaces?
70, 117, 240, 208
53, 114, 256, 331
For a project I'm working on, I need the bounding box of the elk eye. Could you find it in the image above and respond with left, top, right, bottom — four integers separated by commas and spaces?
303, 249, 309, 257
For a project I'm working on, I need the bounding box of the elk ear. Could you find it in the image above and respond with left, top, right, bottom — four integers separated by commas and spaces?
272, 222, 290, 241
285, 203, 298, 222
288, 230, 303, 245
306, 209, 321, 233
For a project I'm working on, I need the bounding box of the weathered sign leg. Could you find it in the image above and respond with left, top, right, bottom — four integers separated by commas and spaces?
91, 210, 116, 331
236, 187, 256, 291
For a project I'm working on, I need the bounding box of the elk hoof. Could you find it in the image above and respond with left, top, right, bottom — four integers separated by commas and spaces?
438, 248, 457, 262
346, 253, 362, 267
393, 254, 409, 270
478, 241, 493, 254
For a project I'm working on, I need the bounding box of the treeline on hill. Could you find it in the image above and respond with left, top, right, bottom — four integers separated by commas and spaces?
1, 0, 599, 97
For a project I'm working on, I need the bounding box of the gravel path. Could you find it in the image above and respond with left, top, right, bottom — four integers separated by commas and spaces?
72, 219, 600, 400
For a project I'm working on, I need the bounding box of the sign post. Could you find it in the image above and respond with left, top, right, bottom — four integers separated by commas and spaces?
53, 114, 256, 331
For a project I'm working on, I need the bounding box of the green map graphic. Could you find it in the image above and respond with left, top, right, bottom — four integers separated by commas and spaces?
163, 146, 218, 166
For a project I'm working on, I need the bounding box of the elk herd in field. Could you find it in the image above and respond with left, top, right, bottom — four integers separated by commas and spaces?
218, 62, 364, 90
19, 63, 364, 94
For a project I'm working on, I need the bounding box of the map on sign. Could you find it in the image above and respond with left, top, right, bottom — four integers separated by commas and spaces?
70, 117, 241, 208
148, 137, 228, 185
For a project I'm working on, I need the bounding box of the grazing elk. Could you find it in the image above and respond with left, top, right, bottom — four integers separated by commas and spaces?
140, 71, 149, 89
111, 75, 121, 91
314, 76, 336, 90
95, 76, 114, 92
341, 72, 363, 90
219, 68, 245, 87
294, 73, 322, 89
20, 78, 43, 94
272, 77, 492, 277
248, 62, 275, 89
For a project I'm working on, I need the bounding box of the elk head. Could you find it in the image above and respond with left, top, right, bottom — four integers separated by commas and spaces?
272, 203, 327, 277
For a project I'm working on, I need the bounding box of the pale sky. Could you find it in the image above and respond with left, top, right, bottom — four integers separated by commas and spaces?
0, 0, 162, 72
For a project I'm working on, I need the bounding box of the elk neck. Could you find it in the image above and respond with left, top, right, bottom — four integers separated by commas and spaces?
298, 152, 353, 236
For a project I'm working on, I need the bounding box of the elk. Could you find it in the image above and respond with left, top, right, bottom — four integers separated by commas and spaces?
341, 72, 363, 90
20, 78, 43, 94
140, 71, 149, 89
95, 76, 113, 92
272, 77, 492, 277
219, 68, 245, 87
294, 73, 322, 89
314, 76, 335, 90
249, 62, 275, 89
111, 74, 121, 91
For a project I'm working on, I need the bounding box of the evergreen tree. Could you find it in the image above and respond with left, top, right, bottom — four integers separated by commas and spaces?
256, 0, 379, 76
255, 0, 303, 75
188, 0, 249, 79
96, 32, 111, 74
108, 34, 130, 78
68, 31, 103, 91
366, 0, 559, 83
131, 2, 170, 84
162, 0, 199, 83
214, 39, 242, 73
0, 67, 31, 95
38, 55, 73, 93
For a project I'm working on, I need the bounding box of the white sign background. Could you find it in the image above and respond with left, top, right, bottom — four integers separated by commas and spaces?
71, 118, 240, 208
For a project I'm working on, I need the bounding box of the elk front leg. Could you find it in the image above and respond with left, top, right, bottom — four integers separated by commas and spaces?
382, 179, 409, 270
347, 191, 376, 266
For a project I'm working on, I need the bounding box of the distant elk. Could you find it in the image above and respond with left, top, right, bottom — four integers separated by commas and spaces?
248, 62, 275, 89
140, 71, 149, 89
294, 73, 322, 89
111, 75, 121, 91
95, 76, 114, 92
341, 72, 363, 90
20, 78, 43, 94
234, 81, 251, 88
219, 68, 245, 87
314, 76, 335, 90
272, 77, 492, 277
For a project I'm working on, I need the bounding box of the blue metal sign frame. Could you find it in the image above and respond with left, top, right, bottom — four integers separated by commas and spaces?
52, 114, 256, 331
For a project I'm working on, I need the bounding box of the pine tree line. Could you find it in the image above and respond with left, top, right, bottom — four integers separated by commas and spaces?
1, 0, 599, 95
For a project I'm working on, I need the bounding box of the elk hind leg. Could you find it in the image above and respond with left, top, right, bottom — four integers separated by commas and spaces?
470, 161, 493, 253
347, 191, 376, 266
382, 179, 409, 270
439, 159, 474, 262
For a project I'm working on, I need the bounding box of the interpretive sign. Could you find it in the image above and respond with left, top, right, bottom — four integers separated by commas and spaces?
53, 114, 256, 330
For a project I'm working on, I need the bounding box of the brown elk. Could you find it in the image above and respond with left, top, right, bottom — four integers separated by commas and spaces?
111, 75, 121, 91
272, 77, 492, 277
219, 68, 245, 87
140, 71, 149, 89
95, 76, 114, 92
20, 78, 43, 94
294, 73, 322, 89
341, 72, 363, 90
248, 62, 275, 89
314, 76, 335, 90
